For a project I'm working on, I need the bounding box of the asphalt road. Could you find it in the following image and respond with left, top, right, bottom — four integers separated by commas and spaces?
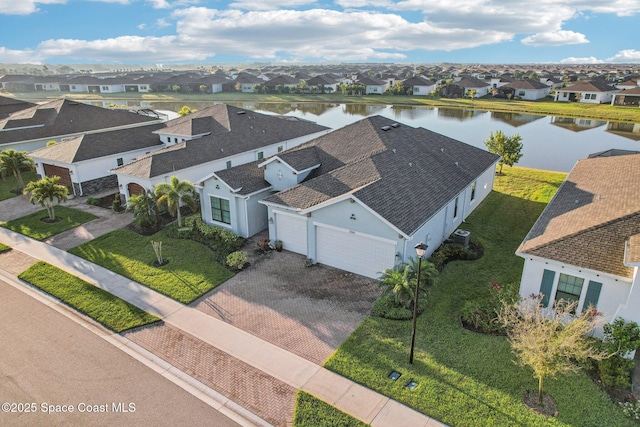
0, 278, 241, 427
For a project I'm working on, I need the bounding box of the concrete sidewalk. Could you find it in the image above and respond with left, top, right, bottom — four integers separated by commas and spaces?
0, 227, 444, 427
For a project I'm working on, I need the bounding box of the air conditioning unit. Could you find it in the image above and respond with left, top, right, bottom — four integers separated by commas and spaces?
453, 229, 471, 248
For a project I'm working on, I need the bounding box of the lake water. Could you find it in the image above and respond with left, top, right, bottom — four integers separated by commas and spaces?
108, 100, 640, 173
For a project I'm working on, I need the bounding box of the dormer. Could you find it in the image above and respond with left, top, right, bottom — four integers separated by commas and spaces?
153, 116, 213, 146
259, 147, 321, 191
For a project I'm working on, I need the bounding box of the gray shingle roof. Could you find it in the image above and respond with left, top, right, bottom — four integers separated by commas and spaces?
263, 116, 499, 235
30, 123, 165, 163
564, 80, 618, 92
0, 95, 35, 120
0, 98, 159, 147
112, 104, 328, 179
501, 79, 549, 90
214, 160, 270, 195
518, 153, 640, 278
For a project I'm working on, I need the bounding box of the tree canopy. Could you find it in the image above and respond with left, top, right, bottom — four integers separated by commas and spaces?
484, 130, 523, 174
154, 176, 196, 228
0, 149, 34, 190
23, 175, 68, 221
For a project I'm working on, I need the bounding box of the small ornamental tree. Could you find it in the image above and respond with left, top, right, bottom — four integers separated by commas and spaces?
484, 130, 524, 174
499, 296, 608, 406
154, 176, 196, 228
23, 176, 68, 221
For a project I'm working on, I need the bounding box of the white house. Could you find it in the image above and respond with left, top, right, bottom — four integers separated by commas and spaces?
517, 151, 640, 336
198, 116, 499, 279
30, 123, 165, 196
112, 104, 329, 201
499, 79, 550, 100
402, 76, 437, 96
554, 80, 619, 104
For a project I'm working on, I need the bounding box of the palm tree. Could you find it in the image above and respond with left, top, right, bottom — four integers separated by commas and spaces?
378, 264, 417, 309
126, 190, 159, 231
23, 176, 68, 221
0, 149, 34, 190
154, 176, 196, 228
407, 256, 439, 289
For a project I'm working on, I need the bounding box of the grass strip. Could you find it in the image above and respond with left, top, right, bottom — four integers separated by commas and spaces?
1, 205, 97, 240
68, 226, 234, 304
323, 166, 636, 426
293, 391, 369, 427
18, 261, 160, 332
0, 242, 11, 253
0, 170, 38, 201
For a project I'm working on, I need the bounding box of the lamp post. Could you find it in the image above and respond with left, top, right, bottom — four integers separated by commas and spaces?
409, 241, 428, 364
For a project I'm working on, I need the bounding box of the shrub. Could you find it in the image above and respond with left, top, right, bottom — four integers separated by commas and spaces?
173, 215, 245, 261
372, 293, 428, 320
112, 194, 124, 212
460, 281, 519, 334
86, 197, 99, 206
599, 356, 634, 388
428, 239, 482, 271
226, 251, 248, 270
596, 318, 640, 388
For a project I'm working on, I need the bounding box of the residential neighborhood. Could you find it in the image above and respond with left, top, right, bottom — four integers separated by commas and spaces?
2, 61, 640, 427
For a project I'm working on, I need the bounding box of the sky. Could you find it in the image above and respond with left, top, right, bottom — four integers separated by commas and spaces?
1, 0, 639, 65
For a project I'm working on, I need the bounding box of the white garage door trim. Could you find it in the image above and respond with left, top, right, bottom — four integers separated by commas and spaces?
275, 212, 308, 255
315, 223, 397, 279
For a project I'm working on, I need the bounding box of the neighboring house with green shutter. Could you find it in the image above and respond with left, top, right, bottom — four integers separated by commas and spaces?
516, 150, 640, 337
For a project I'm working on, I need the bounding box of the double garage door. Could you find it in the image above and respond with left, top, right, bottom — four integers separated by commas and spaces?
43, 164, 72, 189
275, 213, 396, 279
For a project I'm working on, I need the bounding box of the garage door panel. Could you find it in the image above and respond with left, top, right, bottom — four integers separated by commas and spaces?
276, 214, 307, 255
43, 164, 72, 188
316, 226, 396, 279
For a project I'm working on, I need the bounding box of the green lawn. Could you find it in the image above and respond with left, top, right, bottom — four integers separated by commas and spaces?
1, 205, 97, 240
19, 261, 160, 332
293, 392, 369, 427
322, 166, 636, 427
68, 227, 234, 304
0, 170, 38, 201
0, 242, 10, 253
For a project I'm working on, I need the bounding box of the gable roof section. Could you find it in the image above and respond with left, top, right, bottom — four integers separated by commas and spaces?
564, 79, 618, 93
30, 123, 165, 163
213, 160, 270, 195
455, 76, 490, 88
0, 95, 35, 120
501, 79, 549, 90
403, 76, 435, 87
0, 98, 159, 146
263, 116, 498, 235
518, 154, 640, 278
112, 104, 329, 179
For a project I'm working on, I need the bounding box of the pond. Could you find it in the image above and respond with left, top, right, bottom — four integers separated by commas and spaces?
105, 100, 640, 173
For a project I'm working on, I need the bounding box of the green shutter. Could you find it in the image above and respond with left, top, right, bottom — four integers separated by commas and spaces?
539, 269, 555, 307
582, 281, 602, 312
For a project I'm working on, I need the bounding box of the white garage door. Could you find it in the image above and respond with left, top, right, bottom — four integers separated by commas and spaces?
316, 225, 397, 279
275, 213, 308, 255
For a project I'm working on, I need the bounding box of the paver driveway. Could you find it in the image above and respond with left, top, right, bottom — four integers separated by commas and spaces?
193, 234, 382, 365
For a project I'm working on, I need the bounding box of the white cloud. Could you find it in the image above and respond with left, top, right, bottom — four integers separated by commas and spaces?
521, 31, 588, 46
560, 56, 604, 64
0, 46, 42, 63
229, 0, 316, 11
145, 0, 200, 8
156, 18, 171, 27
607, 49, 640, 63
0, 0, 66, 15
137, 23, 147, 30
146, 0, 170, 8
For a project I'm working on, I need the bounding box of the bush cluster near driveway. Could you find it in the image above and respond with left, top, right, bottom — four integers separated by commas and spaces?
1, 205, 97, 240
0, 170, 37, 201
293, 391, 368, 427
323, 166, 636, 426
68, 226, 234, 304
19, 261, 160, 332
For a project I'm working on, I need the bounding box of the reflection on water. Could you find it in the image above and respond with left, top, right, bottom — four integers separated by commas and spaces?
90, 100, 639, 172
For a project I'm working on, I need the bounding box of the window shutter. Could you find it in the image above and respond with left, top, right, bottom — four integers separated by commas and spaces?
582, 281, 602, 312
539, 269, 555, 307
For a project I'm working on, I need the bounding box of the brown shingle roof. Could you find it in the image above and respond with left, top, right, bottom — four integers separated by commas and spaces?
263, 116, 498, 235
518, 153, 640, 278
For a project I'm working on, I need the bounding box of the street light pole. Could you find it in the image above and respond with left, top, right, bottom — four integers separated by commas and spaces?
409, 242, 428, 364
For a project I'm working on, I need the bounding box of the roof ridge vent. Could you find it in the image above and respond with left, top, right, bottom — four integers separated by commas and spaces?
381, 125, 391, 131
391, 123, 400, 128
237, 110, 246, 115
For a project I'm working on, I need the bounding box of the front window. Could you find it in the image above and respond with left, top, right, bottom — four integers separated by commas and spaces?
210, 196, 231, 224
555, 273, 584, 309
116, 157, 123, 166
257, 151, 264, 160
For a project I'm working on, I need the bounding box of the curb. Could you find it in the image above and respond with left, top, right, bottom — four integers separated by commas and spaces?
0, 267, 272, 427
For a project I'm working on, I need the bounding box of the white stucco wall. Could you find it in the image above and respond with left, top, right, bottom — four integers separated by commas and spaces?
518, 256, 634, 336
